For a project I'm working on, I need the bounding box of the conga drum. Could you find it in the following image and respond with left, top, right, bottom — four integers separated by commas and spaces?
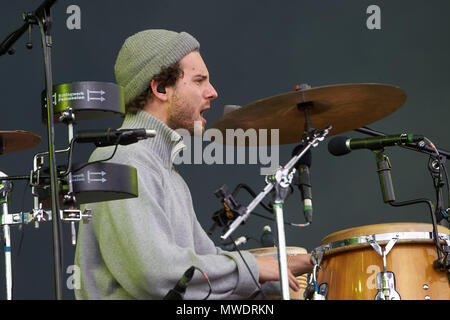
249, 246, 309, 300
313, 222, 450, 300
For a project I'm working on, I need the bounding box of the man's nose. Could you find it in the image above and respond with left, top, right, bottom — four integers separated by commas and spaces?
206, 82, 218, 100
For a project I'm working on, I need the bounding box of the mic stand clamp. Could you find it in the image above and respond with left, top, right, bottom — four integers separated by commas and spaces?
212, 185, 247, 227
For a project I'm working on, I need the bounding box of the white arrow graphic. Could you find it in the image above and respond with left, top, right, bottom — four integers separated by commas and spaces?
87, 171, 107, 183
87, 89, 106, 102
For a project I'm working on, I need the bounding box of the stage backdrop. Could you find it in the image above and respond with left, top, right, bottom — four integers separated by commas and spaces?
0, 0, 448, 299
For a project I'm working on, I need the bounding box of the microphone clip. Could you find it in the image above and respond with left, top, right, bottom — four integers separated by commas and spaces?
212, 185, 246, 228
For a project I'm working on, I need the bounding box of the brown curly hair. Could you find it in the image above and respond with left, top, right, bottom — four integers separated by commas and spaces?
125, 61, 184, 114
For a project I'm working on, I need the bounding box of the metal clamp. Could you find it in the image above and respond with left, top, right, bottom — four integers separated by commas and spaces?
367, 234, 401, 300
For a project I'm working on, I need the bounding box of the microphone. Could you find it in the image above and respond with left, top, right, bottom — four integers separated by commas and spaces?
74, 128, 156, 147
328, 134, 424, 156
292, 146, 313, 224
260, 225, 275, 247
163, 266, 196, 300
221, 236, 248, 251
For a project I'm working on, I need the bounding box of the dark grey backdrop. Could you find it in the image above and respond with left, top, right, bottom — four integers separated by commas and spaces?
0, 0, 448, 300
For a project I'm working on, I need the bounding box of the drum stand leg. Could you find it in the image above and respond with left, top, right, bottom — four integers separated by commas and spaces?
3, 222, 12, 300
0, 174, 13, 300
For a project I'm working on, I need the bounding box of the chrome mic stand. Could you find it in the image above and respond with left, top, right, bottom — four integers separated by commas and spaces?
221, 126, 330, 299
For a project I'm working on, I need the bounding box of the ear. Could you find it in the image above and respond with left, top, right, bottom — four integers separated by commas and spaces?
150, 80, 168, 102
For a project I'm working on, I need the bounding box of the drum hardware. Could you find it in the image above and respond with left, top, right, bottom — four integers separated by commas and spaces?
0, 0, 68, 299
1, 1, 132, 300
304, 265, 326, 300
217, 127, 330, 300
374, 272, 400, 300
41, 81, 126, 123
305, 248, 326, 300
367, 234, 401, 300
30, 148, 71, 229
312, 223, 450, 300
1, 207, 92, 226
0, 172, 13, 300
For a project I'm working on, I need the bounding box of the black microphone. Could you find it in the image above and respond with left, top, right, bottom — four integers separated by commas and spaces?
328, 134, 424, 156
74, 128, 156, 147
292, 146, 313, 224
163, 266, 196, 300
260, 225, 275, 247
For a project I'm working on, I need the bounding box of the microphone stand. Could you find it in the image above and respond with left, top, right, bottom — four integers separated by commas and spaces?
356, 126, 450, 159
0, 1, 63, 300
221, 126, 331, 299
362, 127, 449, 282
357, 126, 449, 227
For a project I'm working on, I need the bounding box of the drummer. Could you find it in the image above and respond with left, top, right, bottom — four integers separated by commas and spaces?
74, 29, 313, 300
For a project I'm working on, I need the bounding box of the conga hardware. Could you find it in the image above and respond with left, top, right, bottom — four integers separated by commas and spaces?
310, 224, 450, 300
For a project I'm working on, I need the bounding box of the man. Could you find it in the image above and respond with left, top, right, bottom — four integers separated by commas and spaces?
74, 29, 313, 299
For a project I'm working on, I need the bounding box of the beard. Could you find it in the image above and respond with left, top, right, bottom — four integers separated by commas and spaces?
166, 92, 204, 136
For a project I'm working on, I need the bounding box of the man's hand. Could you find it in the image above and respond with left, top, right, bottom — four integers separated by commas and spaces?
287, 253, 314, 276
255, 256, 301, 291
255, 254, 314, 292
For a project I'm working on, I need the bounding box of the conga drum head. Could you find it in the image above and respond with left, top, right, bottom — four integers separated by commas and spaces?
314, 223, 450, 300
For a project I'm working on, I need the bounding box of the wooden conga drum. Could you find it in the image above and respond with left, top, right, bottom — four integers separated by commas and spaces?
249, 246, 309, 300
314, 223, 450, 300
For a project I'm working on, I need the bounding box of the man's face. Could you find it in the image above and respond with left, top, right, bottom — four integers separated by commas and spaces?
166, 50, 218, 135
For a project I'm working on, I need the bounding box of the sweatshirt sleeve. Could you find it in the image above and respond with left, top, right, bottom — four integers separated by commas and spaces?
91, 157, 261, 300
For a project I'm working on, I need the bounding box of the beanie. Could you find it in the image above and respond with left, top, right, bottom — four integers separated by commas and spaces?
114, 29, 200, 105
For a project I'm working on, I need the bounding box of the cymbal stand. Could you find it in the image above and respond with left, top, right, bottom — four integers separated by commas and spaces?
0, 172, 13, 300
221, 126, 331, 299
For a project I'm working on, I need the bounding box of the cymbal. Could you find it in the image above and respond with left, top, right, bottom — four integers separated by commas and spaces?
0, 130, 42, 155
210, 83, 407, 146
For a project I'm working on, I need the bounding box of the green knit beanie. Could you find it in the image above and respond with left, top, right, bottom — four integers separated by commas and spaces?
114, 29, 200, 105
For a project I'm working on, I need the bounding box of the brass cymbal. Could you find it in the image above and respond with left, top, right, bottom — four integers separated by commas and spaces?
210, 83, 407, 145
0, 130, 42, 155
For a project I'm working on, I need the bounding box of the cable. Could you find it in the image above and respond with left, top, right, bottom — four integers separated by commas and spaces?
388, 137, 445, 259
192, 266, 212, 300
442, 165, 450, 214
229, 234, 267, 300
60, 135, 122, 178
